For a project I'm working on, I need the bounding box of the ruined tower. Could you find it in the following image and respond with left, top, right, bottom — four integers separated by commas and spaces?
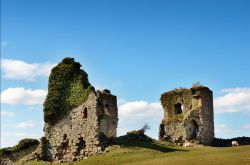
159, 85, 214, 145
40, 58, 118, 161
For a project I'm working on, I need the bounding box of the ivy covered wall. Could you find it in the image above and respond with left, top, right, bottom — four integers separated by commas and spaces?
43, 57, 92, 125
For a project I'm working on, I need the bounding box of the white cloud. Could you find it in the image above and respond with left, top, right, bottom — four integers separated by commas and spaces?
1, 87, 47, 105
117, 127, 131, 136
119, 101, 163, 121
16, 120, 36, 128
1, 59, 56, 81
1, 110, 15, 117
214, 87, 250, 113
118, 101, 163, 138
117, 98, 127, 106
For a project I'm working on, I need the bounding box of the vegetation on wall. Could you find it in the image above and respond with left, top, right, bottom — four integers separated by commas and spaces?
0, 138, 39, 156
161, 88, 191, 117
43, 57, 92, 125
160, 84, 210, 123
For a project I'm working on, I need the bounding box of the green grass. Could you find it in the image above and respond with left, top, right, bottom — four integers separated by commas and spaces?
23, 140, 250, 165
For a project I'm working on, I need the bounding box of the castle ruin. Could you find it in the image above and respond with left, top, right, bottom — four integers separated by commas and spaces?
159, 85, 214, 145
39, 58, 118, 162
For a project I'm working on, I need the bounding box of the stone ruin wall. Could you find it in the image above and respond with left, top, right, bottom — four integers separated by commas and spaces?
42, 90, 118, 162
97, 90, 118, 139
159, 86, 214, 145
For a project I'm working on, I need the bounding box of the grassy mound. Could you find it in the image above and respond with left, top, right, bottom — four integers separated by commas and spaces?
24, 141, 250, 165
0, 138, 39, 156
43, 57, 92, 124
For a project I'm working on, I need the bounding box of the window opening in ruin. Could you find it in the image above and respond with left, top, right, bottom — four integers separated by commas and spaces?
83, 107, 87, 119
63, 134, 67, 140
174, 103, 183, 114
190, 120, 199, 139
78, 137, 86, 149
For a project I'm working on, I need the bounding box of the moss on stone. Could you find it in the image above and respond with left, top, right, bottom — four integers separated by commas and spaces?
163, 113, 184, 124
43, 57, 91, 125
161, 89, 190, 113
160, 85, 210, 124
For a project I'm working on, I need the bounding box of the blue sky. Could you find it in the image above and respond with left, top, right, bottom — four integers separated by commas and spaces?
1, 0, 250, 148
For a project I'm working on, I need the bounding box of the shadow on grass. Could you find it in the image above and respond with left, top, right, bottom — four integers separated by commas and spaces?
113, 134, 187, 153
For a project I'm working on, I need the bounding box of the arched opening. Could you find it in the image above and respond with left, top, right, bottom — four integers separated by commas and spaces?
174, 103, 183, 114
83, 107, 87, 119
189, 120, 199, 139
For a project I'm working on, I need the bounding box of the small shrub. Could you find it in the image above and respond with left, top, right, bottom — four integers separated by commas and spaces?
141, 123, 150, 134
127, 124, 151, 136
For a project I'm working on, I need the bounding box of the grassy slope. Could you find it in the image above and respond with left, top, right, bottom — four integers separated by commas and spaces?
23, 140, 250, 165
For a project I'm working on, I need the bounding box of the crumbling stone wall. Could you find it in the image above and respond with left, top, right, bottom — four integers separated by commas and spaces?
42, 90, 118, 162
97, 90, 118, 139
159, 85, 214, 145
36, 58, 118, 162
0, 146, 37, 165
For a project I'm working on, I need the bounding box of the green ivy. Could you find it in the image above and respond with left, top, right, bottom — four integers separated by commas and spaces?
161, 88, 192, 123
43, 57, 91, 125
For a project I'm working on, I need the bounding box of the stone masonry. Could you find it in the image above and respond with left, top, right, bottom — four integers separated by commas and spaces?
159, 85, 214, 145
42, 89, 118, 162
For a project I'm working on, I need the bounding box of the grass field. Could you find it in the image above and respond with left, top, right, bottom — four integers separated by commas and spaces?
22, 139, 250, 165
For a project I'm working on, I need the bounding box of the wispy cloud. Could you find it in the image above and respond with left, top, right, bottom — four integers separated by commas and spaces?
15, 120, 36, 128
1, 110, 16, 117
214, 87, 250, 113
1, 59, 56, 81
1, 87, 47, 105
